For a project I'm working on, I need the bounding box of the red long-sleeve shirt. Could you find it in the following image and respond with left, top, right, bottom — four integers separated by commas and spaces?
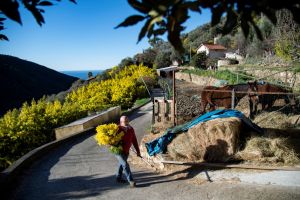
118, 125, 140, 155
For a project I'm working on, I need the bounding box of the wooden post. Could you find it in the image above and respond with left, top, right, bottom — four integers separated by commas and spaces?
161, 99, 165, 124
285, 69, 288, 85
231, 89, 235, 109
152, 97, 155, 125
154, 99, 159, 123
172, 70, 176, 126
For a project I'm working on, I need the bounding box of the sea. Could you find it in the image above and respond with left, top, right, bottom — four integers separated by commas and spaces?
61, 70, 103, 80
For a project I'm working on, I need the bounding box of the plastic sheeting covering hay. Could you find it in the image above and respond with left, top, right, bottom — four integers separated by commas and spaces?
167, 117, 241, 162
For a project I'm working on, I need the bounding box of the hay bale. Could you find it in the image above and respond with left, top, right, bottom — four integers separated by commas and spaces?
235, 96, 250, 117
253, 111, 294, 129
289, 115, 300, 127
167, 117, 241, 162
236, 136, 300, 165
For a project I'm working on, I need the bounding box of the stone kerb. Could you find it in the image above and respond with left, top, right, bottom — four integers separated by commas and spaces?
55, 106, 121, 140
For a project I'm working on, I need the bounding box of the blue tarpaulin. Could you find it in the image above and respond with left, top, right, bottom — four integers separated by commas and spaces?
145, 109, 263, 156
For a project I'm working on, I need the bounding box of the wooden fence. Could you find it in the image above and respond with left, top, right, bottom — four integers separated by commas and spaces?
153, 98, 175, 125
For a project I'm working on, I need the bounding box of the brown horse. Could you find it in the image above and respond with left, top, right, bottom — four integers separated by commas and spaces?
200, 83, 258, 114
249, 81, 296, 118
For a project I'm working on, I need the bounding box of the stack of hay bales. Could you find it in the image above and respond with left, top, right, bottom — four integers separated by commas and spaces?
167, 117, 241, 162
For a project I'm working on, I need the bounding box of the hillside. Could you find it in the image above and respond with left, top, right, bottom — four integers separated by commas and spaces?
0, 55, 78, 115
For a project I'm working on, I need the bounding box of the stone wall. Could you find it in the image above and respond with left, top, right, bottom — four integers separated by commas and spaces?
176, 72, 219, 86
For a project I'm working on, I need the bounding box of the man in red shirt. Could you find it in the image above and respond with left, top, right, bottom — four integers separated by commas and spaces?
116, 115, 141, 187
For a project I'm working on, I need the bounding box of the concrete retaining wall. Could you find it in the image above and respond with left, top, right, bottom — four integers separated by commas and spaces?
176, 72, 219, 86
55, 106, 121, 140
218, 59, 232, 67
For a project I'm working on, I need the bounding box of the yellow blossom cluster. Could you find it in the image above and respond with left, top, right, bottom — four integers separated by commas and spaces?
66, 64, 156, 110
95, 123, 124, 154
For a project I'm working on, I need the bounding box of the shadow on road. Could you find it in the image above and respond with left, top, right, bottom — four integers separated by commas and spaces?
40, 166, 205, 199
134, 166, 208, 188
7, 130, 96, 200
47, 174, 126, 199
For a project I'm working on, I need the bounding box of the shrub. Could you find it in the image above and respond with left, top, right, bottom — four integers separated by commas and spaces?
191, 52, 208, 69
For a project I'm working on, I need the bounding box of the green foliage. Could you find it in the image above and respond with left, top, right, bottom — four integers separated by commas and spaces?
109, 146, 123, 155
293, 63, 300, 73
154, 50, 172, 69
118, 57, 134, 69
184, 24, 216, 51
273, 10, 300, 61
0, 157, 11, 171
191, 52, 207, 69
275, 40, 294, 61
87, 71, 93, 78
134, 98, 150, 107
158, 78, 172, 99
217, 35, 232, 48
134, 48, 157, 68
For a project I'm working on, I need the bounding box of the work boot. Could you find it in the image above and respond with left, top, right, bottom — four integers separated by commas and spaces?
129, 181, 136, 188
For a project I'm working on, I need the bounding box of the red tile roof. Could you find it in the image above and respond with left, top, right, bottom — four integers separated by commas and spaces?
203, 44, 226, 50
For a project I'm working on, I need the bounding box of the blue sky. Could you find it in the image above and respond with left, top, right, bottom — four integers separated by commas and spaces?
0, 0, 211, 71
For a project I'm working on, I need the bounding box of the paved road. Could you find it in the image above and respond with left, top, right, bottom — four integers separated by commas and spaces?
8, 103, 300, 200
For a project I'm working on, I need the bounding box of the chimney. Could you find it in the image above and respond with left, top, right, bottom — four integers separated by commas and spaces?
214, 35, 221, 44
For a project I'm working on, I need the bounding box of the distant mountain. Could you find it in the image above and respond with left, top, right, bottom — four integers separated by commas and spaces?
0, 55, 78, 116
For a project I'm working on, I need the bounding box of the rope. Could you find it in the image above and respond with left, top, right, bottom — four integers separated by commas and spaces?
138, 68, 151, 97
130, 148, 158, 170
